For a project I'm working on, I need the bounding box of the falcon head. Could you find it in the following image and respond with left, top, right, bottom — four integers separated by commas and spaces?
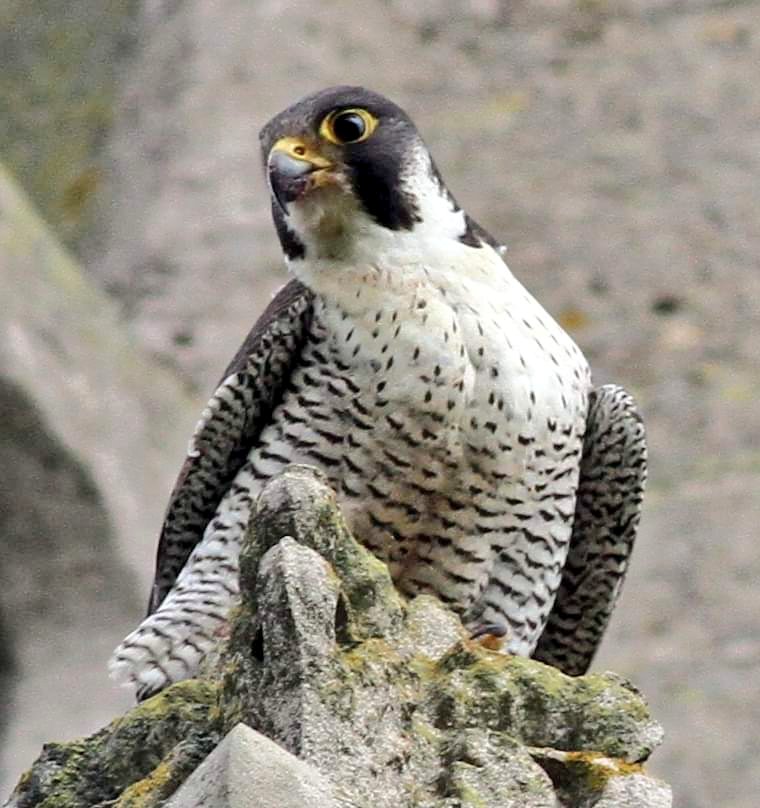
259, 86, 498, 262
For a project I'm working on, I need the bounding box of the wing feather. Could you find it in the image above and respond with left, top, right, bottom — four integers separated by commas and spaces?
147, 279, 313, 613
532, 384, 647, 675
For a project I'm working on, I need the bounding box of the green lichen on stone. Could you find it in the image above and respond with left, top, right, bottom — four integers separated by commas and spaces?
529, 747, 648, 805
9, 680, 220, 808
425, 643, 660, 762
114, 757, 175, 807
313, 499, 405, 641
115, 731, 221, 807
239, 465, 405, 646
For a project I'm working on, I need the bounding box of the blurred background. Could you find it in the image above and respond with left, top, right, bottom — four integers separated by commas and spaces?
1, 1, 758, 805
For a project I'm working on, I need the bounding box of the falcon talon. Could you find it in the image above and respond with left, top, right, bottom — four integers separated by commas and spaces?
469, 622, 510, 652
470, 622, 509, 640
110, 87, 647, 698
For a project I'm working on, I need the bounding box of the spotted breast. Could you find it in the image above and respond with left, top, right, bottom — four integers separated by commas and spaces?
110, 86, 644, 700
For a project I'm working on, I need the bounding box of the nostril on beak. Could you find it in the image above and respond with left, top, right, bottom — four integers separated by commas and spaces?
268, 150, 317, 179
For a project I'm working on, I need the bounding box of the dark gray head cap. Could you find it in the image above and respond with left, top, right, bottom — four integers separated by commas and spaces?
259, 85, 417, 161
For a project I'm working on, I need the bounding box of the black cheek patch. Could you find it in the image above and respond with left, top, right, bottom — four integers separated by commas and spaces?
348, 144, 422, 232
272, 202, 306, 260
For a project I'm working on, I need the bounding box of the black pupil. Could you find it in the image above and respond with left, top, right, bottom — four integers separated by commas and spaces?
332, 112, 366, 143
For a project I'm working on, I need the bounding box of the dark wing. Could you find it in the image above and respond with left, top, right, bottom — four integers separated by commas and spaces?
532, 384, 647, 675
147, 279, 314, 614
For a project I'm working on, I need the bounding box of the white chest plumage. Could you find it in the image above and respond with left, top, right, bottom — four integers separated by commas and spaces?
247, 238, 591, 653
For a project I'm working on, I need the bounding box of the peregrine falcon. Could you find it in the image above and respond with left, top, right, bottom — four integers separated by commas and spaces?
110, 86, 646, 698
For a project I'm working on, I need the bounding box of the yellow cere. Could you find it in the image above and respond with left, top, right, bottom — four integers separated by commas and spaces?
269, 136, 333, 168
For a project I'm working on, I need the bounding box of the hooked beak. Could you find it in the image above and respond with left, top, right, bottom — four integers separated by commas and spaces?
267, 137, 333, 214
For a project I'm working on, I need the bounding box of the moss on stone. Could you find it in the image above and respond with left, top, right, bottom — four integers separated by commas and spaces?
9, 680, 220, 808
115, 731, 221, 807
421, 638, 661, 762
530, 747, 650, 805
114, 758, 175, 807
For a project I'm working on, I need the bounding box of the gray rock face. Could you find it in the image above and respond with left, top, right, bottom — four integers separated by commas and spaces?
166, 724, 340, 808
5, 465, 670, 808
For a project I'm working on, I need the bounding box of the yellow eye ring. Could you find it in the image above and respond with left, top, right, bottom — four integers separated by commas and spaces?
320, 107, 378, 145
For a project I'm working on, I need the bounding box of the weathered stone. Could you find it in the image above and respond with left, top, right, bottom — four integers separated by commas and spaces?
5, 466, 671, 807
240, 465, 405, 644
165, 724, 339, 808
531, 748, 672, 808
222, 536, 345, 757
5, 681, 219, 808
434, 729, 555, 808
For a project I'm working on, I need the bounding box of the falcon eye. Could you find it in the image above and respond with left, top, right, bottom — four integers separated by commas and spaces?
332, 112, 366, 142
320, 107, 378, 145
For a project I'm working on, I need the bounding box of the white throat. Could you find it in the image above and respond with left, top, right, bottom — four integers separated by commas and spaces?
283, 142, 469, 266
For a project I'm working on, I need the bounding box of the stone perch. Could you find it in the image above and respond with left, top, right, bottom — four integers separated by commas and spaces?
4, 466, 671, 807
